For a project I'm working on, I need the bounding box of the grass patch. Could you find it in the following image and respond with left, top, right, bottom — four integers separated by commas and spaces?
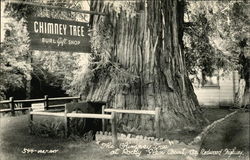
0, 109, 249, 160
30, 119, 65, 138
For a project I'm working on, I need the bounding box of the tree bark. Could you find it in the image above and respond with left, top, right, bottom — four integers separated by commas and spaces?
87, 0, 206, 136
236, 54, 250, 108
25, 51, 32, 99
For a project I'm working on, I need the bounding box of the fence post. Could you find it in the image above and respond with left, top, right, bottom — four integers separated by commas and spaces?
102, 105, 105, 133
111, 111, 118, 146
29, 108, 33, 134
78, 94, 81, 102
155, 107, 161, 138
9, 97, 15, 116
64, 104, 69, 138
44, 95, 48, 110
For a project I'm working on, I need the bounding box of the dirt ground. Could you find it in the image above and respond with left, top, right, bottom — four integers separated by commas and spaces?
0, 109, 249, 160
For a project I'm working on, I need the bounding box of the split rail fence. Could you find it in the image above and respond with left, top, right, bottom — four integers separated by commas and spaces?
0, 96, 161, 146
0, 95, 81, 116
29, 105, 161, 146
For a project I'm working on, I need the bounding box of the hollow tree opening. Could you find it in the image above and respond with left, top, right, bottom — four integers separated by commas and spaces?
84, 0, 207, 136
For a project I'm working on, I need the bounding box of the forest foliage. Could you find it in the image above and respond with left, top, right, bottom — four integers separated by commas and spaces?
0, 3, 31, 99
0, 1, 249, 100
184, 1, 249, 80
0, 1, 89, 99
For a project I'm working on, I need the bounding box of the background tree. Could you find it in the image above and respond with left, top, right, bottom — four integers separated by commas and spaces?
0, 1, 88, 99
0, 2, 32, 100
184, 1, 249, 107
183, 4, 231, 85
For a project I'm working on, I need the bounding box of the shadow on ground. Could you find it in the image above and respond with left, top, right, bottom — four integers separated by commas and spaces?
200, 110, 249, 155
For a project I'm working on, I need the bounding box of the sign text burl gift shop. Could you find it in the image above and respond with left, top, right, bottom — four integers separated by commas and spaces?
27, 17, 91, 53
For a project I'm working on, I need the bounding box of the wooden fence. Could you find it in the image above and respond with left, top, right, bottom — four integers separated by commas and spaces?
0, 95, 81, 116
103, 108, 161, 138
29, 104, 116, 145
29, 105, 161, 146
1, 96, 162, 145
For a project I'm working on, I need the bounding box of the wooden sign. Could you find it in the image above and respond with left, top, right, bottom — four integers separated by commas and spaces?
27, 17, 91, 53
31, 103, 45, 111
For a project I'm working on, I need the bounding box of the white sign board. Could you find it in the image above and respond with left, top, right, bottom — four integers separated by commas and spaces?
31, 103, 45, 111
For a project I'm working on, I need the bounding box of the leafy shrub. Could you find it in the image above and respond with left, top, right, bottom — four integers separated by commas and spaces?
29, 119, 95, 142
69, 130, 94, 143
29, 120, 64, 138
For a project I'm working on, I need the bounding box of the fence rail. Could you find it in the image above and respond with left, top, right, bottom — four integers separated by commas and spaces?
48, 96, 80, 101
66, 113, 112, 119
104, 108, 156, 115
0, 100, 11, 104
49, 104, 66, 108
30, 111, 65, 117
14, 98, 45, 103
0, 95, 81, 115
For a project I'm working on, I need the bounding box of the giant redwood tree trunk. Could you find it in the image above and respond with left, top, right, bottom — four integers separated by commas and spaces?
86, 0, 207, 136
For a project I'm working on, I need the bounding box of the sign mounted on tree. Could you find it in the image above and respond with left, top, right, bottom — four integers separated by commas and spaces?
27, 17, 91, 53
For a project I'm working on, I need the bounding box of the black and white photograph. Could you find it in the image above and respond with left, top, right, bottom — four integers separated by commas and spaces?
0, 0, 249, 160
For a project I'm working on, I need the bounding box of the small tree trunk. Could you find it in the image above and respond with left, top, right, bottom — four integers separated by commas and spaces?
25, 51, 32, 99
236, 79, 246, 107
236, 53, 250, 108
25, 79, 31, 99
